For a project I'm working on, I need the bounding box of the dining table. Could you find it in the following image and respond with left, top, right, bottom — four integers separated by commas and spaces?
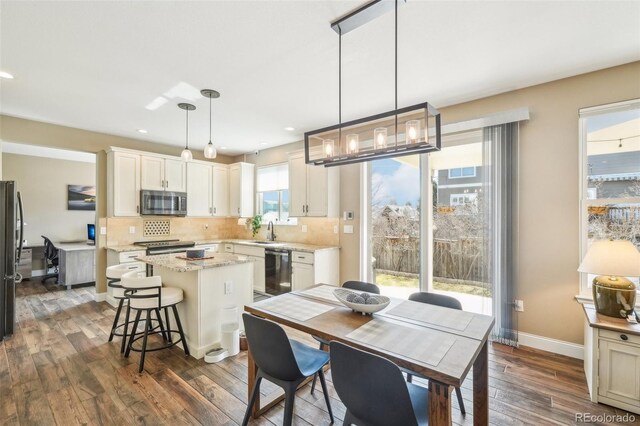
244, 284, 495, 426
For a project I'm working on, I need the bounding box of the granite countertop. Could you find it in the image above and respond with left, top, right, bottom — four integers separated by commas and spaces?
135, 252, 254, 272
107, 239, 339, 253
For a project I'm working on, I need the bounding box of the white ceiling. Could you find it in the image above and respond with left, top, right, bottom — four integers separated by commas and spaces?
1, 1, 639, 156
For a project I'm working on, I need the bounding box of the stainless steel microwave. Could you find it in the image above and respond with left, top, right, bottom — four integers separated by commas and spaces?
140, 190, 187, 216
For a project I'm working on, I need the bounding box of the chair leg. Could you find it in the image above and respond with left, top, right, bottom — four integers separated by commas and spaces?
108, 298, 124, 342
154, 308, 167, 341
164, 307, 172, 342
282, 384, 297, 426
120, 304, 131, 354
456, 386, 466, 416
317, 368, 334, 423
241, 375, 263, 426
310, 340, 326, 394
138, 310, 152, 373
125, 309, 142, 358
172, 305, 190, 356
406, 372, 413, 383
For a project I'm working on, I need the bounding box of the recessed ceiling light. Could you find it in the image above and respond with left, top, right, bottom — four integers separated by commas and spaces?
260, 142, 268, 146
0, 71, 14, 79
284, 127, 295, 131
137, 129, 148, 134
220, 147, 227, 150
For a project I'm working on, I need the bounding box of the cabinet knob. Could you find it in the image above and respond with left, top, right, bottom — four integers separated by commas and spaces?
620, 334, 629, 341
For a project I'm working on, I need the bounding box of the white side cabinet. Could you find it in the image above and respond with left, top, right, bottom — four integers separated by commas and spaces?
291, 248, 340, 291
141, 155, 187, 192
234, 244, 265, 293
583, 304, 640, 415
107, 150, 141, 217
229, 162, 254, 218
288, 151, 339, 217
106, 249, 146, 307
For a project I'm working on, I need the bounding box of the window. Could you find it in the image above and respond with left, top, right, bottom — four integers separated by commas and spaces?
256, 163, 293, 224
448, 166, 476, 179
579, 99, 640, 297
450, 193, 478, 206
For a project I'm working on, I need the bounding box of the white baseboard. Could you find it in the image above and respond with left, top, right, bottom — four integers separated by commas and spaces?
518, 332, 584, 360
105, 295, 119, 308
94, 292, 107, 302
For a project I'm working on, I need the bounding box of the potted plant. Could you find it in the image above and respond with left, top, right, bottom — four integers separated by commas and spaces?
250, 214, 262, 238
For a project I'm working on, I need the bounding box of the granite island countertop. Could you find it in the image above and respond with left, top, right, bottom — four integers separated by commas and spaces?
135, 252, 253, 272
107, 239, 339, 253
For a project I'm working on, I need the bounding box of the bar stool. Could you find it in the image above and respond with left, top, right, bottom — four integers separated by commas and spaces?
121, 271, 190, 373
106, 264, 144, 353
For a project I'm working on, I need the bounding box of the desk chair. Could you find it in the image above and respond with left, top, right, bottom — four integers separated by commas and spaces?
406, 291, 466, 416
41, 236, 59, 284
330, 341, 429, 426
242, 313, 333, 426
311, 280, 381, 393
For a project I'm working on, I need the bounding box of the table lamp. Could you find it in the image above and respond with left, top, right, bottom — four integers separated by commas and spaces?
578, 240, 640, 318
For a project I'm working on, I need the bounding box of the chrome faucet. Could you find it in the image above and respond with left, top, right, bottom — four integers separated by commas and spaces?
266, 221, 276, 241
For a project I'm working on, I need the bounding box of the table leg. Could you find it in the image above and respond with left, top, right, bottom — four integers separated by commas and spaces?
247, 347, 260, 418
428, 380, 452, 425
473, 339, 489, 425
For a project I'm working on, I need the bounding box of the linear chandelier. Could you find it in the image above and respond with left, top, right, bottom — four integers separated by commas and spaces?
304, 0, 441, 167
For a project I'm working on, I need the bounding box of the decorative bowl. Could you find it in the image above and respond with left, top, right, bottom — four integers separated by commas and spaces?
333, 288, 390, 315
186, 249, 205, 259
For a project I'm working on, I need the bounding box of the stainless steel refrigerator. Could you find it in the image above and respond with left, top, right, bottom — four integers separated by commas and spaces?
0, 181, 24, 341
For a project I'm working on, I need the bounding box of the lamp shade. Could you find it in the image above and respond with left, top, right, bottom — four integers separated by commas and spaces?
578, 240, 640, 277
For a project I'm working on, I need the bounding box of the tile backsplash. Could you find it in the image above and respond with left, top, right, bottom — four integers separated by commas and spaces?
105, 216, 340, 247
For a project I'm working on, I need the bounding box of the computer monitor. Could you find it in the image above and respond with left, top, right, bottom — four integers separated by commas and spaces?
87, 224, 95, 245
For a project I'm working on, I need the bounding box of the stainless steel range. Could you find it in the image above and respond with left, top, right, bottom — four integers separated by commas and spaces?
134, 239, 196, 255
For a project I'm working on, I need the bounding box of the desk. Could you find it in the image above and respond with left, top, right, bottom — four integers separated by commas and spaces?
56, 242, 96, 288
245, 285, 495, 426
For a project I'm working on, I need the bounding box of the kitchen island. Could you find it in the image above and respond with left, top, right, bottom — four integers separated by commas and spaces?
136, 252, 254, 358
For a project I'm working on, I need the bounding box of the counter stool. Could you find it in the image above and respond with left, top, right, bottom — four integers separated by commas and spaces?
106, 264, 145, 353
121, 271, 190, 373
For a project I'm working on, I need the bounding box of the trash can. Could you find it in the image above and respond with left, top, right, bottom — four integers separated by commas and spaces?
221, 306, 240, 357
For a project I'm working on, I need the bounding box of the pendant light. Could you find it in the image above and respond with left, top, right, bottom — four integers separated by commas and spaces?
201, 89, 220, 159
178, 103, 196, 161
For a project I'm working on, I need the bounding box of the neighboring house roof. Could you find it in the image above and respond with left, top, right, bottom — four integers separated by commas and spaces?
381, 204, 419, 219
588, 172, 640, 182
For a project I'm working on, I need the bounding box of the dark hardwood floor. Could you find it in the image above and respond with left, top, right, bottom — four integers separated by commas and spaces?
0, 280, 634, 425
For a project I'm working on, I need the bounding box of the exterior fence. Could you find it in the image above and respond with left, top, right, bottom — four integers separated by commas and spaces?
371, 236, 489, 283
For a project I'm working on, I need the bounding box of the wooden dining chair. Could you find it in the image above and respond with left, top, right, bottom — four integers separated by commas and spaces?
330, 341, 429, 426
310, 280, 381, 393
406, 291, 466, 416
242, 313, 334, 426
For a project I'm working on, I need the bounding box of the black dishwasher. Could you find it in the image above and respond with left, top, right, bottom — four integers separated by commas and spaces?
265, 248, 292, 295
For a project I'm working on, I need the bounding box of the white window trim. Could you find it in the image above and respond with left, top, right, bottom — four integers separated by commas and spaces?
578, 98, 640, 299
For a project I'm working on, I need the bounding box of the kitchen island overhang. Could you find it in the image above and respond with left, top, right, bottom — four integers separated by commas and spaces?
136, 252, 255, 359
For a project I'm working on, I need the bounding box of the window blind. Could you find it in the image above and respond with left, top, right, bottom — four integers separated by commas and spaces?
257, 164, 288, 192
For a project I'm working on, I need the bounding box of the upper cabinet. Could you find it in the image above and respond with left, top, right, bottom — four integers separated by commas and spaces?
108, 150, 141, 217
141, 155, 186, 192
186, 161, 213, 217
288, 151, 339, 217
229, 162, 254, 218
212, 164, 229, 217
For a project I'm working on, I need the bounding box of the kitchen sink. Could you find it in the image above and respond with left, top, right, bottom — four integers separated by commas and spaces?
251, 240, 283, 245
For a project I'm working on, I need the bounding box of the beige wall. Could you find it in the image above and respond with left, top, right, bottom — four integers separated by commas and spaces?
335, 61, 640, 345
2, 153, 96, 244
0, 116, 235, 294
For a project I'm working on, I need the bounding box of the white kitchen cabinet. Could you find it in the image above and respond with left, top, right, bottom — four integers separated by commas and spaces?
292, 261, 314, 291
141, 155, 186, 192
107, 150, 141, 217
582, 304, 640, 414
229, 162, 254, 218
106, 249, 146, 307
291, 248, 339, 291
288, 151, 339, 217
233, 244, 265, 293
187, 162, 213, 217
193, 244, 219, 255
212, 164, 229, 217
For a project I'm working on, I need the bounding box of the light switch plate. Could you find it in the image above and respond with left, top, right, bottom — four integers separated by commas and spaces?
100, 227, 107, 235
344, 225, 354, 234
128, 226, 136, 234
301, 225, 308, 233
334, 225, 339, 234
224, 281, 233, 295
